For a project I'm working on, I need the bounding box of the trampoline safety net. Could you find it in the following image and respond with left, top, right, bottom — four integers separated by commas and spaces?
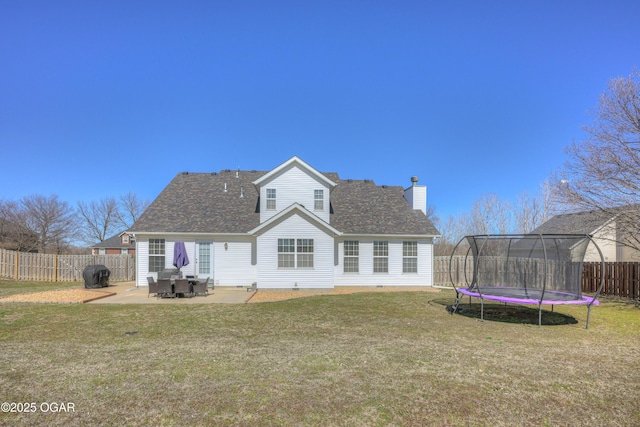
454, 234, 597, 302
449, 234, 605, 328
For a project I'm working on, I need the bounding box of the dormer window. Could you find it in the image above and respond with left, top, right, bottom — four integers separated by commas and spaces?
121, 234, 130, 245
314, 189, 324, 211
266, 188, 276, 210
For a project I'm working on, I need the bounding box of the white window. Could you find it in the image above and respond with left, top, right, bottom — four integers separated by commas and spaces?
297, 239, 314, 268
266, 188, 276, 210
373, 241, 388, 273
121, 234, 130, 244
149, 238, 165, 272
278, 238, 313, 269
314, 189, 324, 211
403, 241, 418, 273
278, 239, 295, 268
343, 240, 359, 273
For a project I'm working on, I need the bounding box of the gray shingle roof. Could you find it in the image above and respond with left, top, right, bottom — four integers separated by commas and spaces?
130, 170, 264, 234
130, 170, 440, 236
530, 210, 615, 236
330, 179, 439, 235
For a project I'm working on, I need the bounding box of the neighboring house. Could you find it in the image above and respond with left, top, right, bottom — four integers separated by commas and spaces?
530, 209, 640, 262
91, 231, 136, 255
129, 156, 440, 289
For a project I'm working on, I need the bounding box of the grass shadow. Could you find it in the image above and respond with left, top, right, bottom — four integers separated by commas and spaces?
431, 297, 578, 326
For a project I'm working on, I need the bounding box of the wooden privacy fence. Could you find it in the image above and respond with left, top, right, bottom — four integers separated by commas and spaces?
582, 262, 640, 300
434, 256, 472, 286
0, 248, 135, 282
435, 256, 640, 299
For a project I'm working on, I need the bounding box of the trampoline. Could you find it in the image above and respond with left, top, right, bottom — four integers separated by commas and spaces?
449, 234, 605, 328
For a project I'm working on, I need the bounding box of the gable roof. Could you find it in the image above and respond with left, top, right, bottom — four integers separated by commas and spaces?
92, 232, 134, 249
248, 203, 342, 236
130, 168, 440, 237
530, 210, 616, 236
252, 156, 337, 190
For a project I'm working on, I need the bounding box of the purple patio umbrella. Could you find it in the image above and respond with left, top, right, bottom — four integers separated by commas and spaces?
173, 241, 190, 272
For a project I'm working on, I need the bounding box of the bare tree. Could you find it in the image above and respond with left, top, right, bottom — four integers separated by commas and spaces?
434, 214, 469, 255
77, 197, 119, 245
19, 194, 77, 253
0, 199, 38, 251
465, 193, 513, 235
116, 192, 150, 230
552, 69, 640, 251
513, 181, 555, 233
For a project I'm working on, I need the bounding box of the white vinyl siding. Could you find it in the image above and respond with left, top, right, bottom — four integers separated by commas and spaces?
136, 235, 257, 288
256, 213, 333, 289
259, 166, 331, 223
136, 239, 149, 287
334, 239, 435, 287
213, 238, 256, 287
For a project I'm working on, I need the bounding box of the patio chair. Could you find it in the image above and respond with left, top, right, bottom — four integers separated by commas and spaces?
174, 278, 193, 298
193, 278, 209, 296
157, 279, 174, 298
147, 277, 159, 298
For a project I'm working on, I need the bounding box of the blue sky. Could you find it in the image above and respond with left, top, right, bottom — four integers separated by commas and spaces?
1, 0, 638, 223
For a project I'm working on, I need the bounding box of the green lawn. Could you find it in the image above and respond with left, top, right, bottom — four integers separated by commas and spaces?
0, 286, 638, 426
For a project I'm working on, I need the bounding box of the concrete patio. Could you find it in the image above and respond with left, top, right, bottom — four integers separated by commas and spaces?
89, 281, 255, 304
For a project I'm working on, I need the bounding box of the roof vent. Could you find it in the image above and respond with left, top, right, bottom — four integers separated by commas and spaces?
240, 186, 244, 198
411, 176, 419, 186
224, 183, 227, 193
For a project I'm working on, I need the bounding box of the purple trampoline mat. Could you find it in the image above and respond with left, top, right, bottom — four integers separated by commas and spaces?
457, 286, 599, 306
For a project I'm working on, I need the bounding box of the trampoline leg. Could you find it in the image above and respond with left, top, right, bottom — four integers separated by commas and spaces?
480, 298, 484, 322
538, 303, 542, 328
451, 291, 462, 314
585, 306, 592, 329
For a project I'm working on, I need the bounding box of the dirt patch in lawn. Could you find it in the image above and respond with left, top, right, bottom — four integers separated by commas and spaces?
247, 286, 440, 303
0, 287, 116, 304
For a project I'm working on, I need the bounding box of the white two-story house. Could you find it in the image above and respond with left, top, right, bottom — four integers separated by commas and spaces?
130, 156, 440, 289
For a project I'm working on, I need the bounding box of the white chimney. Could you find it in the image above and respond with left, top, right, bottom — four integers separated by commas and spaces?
404, 176, 427, 215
